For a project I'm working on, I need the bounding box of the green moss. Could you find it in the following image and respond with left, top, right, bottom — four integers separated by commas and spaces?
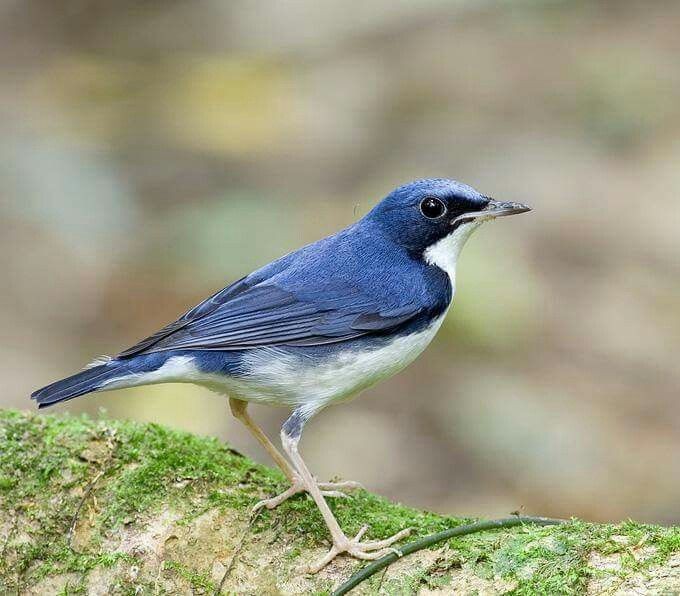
102, 421, 276, 525
56, 582, 87, 596
29, 549, 134, 582
163, 560, 217, 592
0, 409, 678, 595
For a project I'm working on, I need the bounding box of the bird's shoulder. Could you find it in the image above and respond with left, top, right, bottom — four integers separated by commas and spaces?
256, 222, 450, 305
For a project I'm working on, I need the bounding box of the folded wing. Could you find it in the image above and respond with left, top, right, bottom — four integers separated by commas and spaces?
117, 276, 421, 357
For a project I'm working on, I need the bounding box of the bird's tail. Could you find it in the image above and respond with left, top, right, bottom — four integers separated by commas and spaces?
31, 361, 129, 409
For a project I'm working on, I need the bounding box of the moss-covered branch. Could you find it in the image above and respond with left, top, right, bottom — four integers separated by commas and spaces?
0, 410, 677, 595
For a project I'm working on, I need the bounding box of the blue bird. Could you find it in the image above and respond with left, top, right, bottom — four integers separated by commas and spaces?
32, 178, 530, 571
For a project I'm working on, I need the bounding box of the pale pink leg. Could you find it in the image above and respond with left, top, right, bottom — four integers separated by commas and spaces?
280, 428, 411, 573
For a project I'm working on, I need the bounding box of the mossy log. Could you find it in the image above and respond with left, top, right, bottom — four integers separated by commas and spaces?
0, 410, 678, 595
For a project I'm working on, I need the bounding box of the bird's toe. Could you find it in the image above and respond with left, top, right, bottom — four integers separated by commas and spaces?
303, 526, 411, 573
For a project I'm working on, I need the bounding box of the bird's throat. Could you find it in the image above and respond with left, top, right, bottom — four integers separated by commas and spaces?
422, 221, 481, 283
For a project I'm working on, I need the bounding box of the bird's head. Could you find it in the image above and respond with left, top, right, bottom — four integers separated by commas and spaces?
366, 178, 530, 273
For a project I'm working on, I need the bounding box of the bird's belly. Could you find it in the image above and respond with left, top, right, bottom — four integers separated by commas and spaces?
122, 315, 448, 410
211, 313, 447, 409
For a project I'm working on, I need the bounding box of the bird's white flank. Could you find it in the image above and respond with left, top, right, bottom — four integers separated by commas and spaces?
94, 315, 447, 413
236, 313, 448, 411
98, 355, 202, 390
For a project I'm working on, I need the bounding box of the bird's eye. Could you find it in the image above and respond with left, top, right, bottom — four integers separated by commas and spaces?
419, 197, 447, 219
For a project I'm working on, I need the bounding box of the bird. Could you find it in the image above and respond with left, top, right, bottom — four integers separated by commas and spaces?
32, 178, 530, 572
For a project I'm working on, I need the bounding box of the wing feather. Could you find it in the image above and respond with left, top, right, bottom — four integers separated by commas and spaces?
117, 276, 421, 357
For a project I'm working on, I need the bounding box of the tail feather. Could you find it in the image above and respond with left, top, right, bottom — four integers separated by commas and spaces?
31, 363, 127, 408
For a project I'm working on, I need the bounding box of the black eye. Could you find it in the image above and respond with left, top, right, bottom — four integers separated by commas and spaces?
419, 197, 447, 219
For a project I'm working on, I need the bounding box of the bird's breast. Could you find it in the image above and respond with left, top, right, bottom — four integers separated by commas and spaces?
223, 311, 449, 410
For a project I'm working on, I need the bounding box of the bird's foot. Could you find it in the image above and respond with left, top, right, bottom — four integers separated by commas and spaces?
252, 476, 362, 513
304, 525, 412, 573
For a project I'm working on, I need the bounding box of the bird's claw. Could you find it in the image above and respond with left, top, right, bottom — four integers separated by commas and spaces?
303, 526, 412, 573
252, 476, 362, 513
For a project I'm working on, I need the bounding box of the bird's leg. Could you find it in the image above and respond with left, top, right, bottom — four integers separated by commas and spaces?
229, 397, 296, 482
278, 411, 411, 573
229, 399, 361, 512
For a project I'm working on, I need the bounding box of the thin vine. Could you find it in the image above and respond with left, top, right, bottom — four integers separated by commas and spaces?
332, 516, 565, 595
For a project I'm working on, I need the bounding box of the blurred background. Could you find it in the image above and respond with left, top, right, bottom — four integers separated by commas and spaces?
2, 0, 679, 525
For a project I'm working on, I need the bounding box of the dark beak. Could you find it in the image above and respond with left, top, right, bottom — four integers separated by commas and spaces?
452, 199, 532, 225
484, 199, 532, 218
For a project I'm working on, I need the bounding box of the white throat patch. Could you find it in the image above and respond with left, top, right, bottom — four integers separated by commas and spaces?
423, 221, 481, 287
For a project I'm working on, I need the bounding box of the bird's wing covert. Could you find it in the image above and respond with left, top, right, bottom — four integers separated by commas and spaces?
117, 277, 421, 357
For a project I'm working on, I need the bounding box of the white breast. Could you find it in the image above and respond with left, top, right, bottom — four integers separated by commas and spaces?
195, 312, 447, 413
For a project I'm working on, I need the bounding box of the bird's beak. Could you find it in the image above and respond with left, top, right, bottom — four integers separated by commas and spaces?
452, 199, 532, 225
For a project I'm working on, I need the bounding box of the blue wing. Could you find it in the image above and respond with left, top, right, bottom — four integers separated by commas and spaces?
117, 220, 453, 358
117, 275, 422, 357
